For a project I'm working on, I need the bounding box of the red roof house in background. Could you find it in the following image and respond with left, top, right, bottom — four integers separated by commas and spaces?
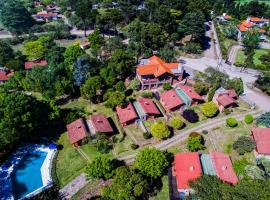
216, 95, 237, 109
178, 84, 204, 105
136, 55, 184, 90
160, 89, 184, 112
251, 128, 270, 156
238, 17, 269, 33
173, 152, 202, 195
25, 60, 48, 70
87, 114, 113, 135
116, 102, 138, 126
213, 88, 238, 112
66, 118, 88, 147
0, 67, 14, 83
211, 152, 238, 185
136, 98, 161, 119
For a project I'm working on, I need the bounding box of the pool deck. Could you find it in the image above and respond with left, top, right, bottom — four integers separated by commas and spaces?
0, 144, 57, 200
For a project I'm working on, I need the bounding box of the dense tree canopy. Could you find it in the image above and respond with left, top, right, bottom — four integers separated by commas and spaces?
150, 120, 170, 140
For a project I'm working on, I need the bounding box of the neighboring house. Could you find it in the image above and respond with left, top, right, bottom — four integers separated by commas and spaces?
133, 98, 161, 120
46, 4, 61, 13
116, 102, 138, 126
86, 114, 113, 136
136, 55, 184, 90
33, 11, 60, 22
0, 67, 14, 83
213, 88, 238, 112
160, 89, 184, 113
217, 13, 232, 22
24, 60, 48, 70
173, 152, 238, 197
251, 128, 270, 157
176, 84, 204, 106
66, 118, 89, 147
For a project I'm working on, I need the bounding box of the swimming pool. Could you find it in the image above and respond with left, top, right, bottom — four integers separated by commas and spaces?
11, 150, 47, 199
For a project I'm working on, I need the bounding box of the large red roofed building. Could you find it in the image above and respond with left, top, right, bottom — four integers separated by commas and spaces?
211, 152, 238, 185
136, 98, 161, 120
116, 102, 138, 126
136, 55, 184, 90
0, 67, 14, 83
173, 152, 202, 195
66, 118, 88, 147
25, 60, 48, 70
251, 128, 270, 156
238, 17, 269, 35
87, 114, 113, 136
160, 89, 184, 112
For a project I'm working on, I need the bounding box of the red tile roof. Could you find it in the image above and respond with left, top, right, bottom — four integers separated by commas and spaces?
66, 118, 88, 144
178, 84, 203, 101
216, 94, 236, 107
138, 98, 160, 115
160, 89, 184, 111
174, 152, 202, 189
250, 17, 269, 23
211, 152, 238, 185
0, 68, 14, 81
227, 89, 237, 99
252, 128, 270, 155
24, 60, 48, 70
89, 114, 113, 133
137, 55, 180, 77
116, 102, 138, 125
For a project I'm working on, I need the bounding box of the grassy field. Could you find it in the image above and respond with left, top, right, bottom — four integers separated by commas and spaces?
236, 49, 269, 67
150, 176, 169, 200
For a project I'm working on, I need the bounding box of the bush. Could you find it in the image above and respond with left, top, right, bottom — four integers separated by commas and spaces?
224, 108, 231, 115
182, 109, 199, 123
202, 130, 208, 135
226, 117, 238, 127
150, 120, 170, 140
170, 116, 184, 129
131, 143, 139, 150
141, 90, 153, 98
201, 102, 218, 118
163, 83, 172, 90
187, 134, 205, 152
233, 136, 255, 155
256, 112, 270, 128
244, 114, 254, 124
143, 132, 152, 139
194, 82, 209, 95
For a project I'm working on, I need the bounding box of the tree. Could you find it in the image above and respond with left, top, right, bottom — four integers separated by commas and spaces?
226, 78, 244, 95
201, 102, 218, 118
187, 134, 205, 152
23, 40, 46, 60
256, 112, 270, 128
182, 109, 199, 123
194, 82, 209, 95
143, 22, 166, 50
226, 117, 238, 127
256, 72, 270, 95
73, 56, 92, 86
258, 157, 270, 177
233, 136, 255, 155
170, 116, 184, 130
80, 76, 102, 102
163, 83, 172, 90
187, 0, 211, 17
86, 156, 116, 180
102, 166, 148, 200
64, 43, 84, 65
150, 120, 170, 140
114, 81, 126, 92
244, 114, 254, 124
159, 45, 176, 62
104, 91, 126, 108
135, 148, 168, 179
243, 32, 260, 54
88, 29, 104, 51
0, 0, 34, 34
0, 41, 15, 67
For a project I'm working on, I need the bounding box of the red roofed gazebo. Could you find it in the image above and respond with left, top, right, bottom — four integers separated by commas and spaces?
66, 118, 88, 147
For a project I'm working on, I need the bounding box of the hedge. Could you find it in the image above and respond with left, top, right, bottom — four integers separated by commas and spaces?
226, 117, 238, 127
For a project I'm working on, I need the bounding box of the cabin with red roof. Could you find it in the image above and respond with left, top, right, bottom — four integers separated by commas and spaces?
24, 60, 48, 70
32, 11, 60, 22
133, 98, 161, 120
116, 102, 138, 126
136, 56, 185, 90
160, 89, 184, 113
0, 67, 14, 83
213, 88, 238, 112
86, 114, 113, 136
177, 84, 204, 106
251, 128, 270, 156
66, 118, 89, 147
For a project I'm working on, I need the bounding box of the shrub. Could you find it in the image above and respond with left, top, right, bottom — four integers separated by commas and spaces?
202, 130, 208, 135
244, 115, 254, 124
150, 120, 170, 140
170, 116, 184, 129
226, 117, 238, 127
143, 132, 152, 139
224, 108, 231, 115
233, 136, 255, 155
201, 102, 218, 118
141, 90, 153, 98
183, 109, 199, 123
256, 112, 270, 128
163, 83, 172, 90
233, 158, 250, 177
194, 81, 209, 95
131, 143, 139, 150
187, 134, 205, 152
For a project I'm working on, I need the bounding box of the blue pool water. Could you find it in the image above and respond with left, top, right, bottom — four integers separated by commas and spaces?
11, 150, 47, 199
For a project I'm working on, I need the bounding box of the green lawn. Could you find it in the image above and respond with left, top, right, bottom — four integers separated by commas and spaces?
236, 49, 270, 68
150, 176, 169, 200
56, 133, 88, 187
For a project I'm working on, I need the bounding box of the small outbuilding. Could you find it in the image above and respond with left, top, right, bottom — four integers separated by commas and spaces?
66, 118, 88, 147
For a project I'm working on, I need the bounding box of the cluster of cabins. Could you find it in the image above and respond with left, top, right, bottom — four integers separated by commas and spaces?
32, 1, 61, 22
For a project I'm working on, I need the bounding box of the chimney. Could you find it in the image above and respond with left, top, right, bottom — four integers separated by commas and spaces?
189, 166, 194, 171
222, 165, 227, 171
